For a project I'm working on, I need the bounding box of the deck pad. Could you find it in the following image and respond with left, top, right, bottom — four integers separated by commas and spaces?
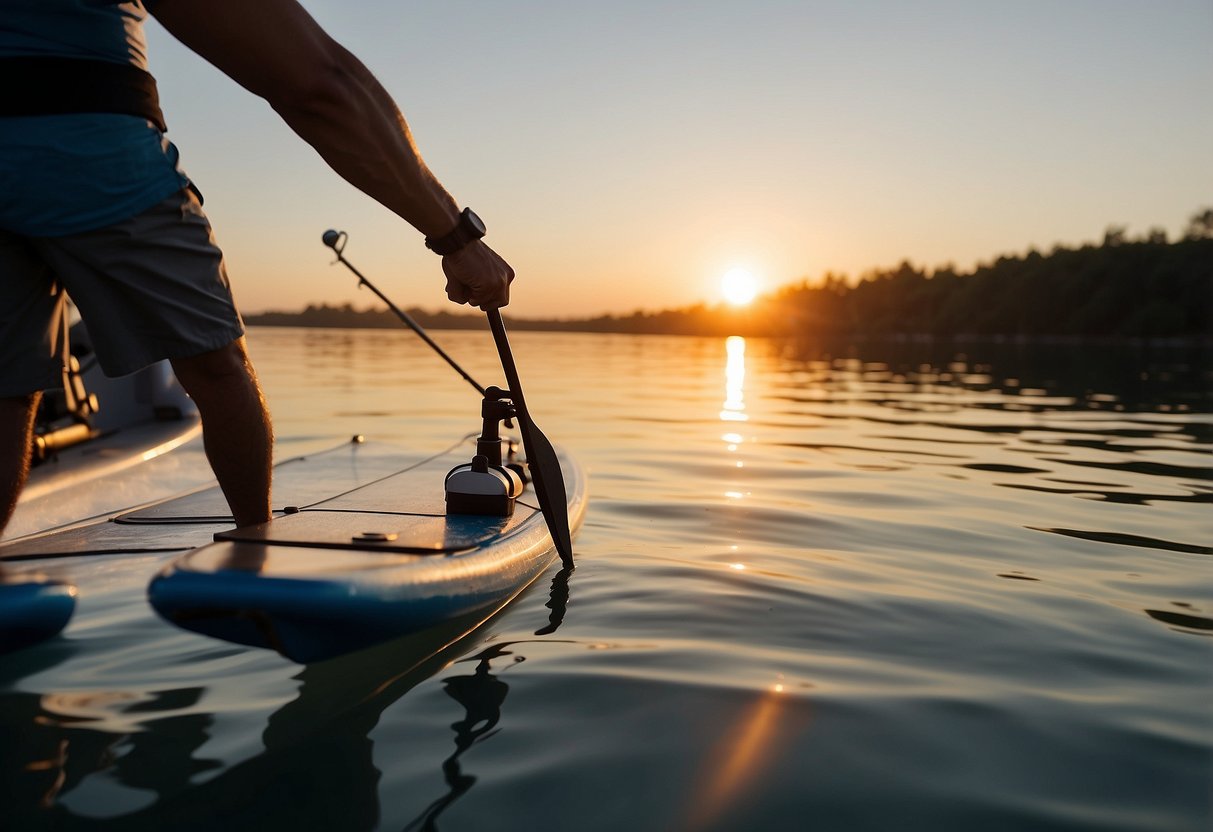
213, 509, 526, 554
0, 517, 232, 561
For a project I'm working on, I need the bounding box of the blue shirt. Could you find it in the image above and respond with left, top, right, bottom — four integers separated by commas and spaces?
0, 0, 190, 236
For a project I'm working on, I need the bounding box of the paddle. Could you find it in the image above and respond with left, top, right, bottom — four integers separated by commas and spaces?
486, 310, 574, 567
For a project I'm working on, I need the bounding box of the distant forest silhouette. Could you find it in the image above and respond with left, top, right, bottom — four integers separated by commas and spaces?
249, 209, 1212, 341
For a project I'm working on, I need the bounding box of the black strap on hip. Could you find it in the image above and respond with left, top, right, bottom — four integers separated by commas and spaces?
0, 56, 167, 132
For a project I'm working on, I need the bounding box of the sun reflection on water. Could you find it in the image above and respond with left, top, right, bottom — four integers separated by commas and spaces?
682, 678, 811, 831
720, 336, 748, 423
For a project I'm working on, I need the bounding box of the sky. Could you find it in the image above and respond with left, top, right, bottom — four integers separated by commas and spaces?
144, 0, 1213, 318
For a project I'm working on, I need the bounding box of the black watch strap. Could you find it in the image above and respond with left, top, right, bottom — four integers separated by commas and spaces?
425, 208, 486, 256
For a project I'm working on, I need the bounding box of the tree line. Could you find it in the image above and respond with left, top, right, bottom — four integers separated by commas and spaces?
248, 209, 1212, 341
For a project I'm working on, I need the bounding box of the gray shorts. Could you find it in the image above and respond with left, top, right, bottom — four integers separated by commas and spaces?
0, 188, 244, 397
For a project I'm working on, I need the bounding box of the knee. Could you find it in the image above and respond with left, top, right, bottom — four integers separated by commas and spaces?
171, 341, 259, 400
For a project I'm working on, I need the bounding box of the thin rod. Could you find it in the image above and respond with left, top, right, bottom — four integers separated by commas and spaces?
332, 252, 486, 397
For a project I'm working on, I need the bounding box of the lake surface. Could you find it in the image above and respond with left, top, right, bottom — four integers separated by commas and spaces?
2, 327, 1211, 831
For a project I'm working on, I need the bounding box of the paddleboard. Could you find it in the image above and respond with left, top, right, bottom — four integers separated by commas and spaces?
1, 436, 585, 663
147, 436, 586, 662
0, 574, 76, 655
1, 350, 199, 654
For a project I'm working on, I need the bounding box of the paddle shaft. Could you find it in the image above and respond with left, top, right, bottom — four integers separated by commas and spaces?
486, 310, 574, 567
334, 253, 486, 397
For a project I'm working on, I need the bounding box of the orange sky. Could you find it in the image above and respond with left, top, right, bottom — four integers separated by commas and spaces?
146, 1, 1212, 317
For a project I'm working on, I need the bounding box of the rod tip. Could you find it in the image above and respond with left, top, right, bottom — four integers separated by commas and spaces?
322, 229, 342, 248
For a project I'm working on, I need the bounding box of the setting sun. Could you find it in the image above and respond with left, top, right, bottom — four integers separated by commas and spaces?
721, 268, 758, 306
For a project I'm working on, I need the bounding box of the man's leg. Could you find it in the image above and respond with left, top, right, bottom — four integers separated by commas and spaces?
0, 393, 42, 535
171, 338, 273, 528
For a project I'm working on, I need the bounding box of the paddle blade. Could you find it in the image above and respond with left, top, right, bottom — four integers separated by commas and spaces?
518, 417, 574, 567
486, 311, 574, 566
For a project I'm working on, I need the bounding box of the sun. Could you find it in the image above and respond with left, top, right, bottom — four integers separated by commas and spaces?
721, 268, 758, 306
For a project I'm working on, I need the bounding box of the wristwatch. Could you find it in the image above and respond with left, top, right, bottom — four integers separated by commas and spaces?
425, 208, 486, 256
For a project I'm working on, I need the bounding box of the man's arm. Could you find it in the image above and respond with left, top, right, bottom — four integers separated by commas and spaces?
150, 0, 512, 309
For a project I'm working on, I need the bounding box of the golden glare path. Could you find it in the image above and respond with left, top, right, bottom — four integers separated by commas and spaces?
681, 683, 813, 831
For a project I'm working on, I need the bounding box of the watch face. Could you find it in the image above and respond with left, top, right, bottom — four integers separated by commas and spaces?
426, 209, 486, 255
464, 209, 487, 237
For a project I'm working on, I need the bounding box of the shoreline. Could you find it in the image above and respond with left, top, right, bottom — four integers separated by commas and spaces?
244, 321, 1212, 349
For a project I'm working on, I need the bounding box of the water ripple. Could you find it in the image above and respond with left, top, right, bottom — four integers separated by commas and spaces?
4, 332, 1210, 831
1029, 527, 1213, 556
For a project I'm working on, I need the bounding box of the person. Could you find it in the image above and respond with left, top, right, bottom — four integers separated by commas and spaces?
0, 0, 514, 534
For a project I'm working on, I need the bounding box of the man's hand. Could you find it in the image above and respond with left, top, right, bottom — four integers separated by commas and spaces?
442, 241, 514, 310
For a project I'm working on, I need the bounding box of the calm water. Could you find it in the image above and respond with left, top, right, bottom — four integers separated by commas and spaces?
2, 327, 1211, 831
